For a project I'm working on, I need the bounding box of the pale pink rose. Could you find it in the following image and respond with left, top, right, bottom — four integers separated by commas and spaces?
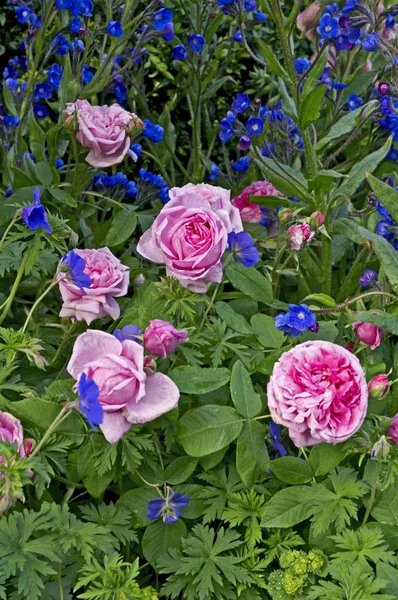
137, 183, 242, 293
0, 412, 25, 460
352, 322, 385, 350
388, 414, 398, 445
58, 247, 130, 325
267, 341, 368, 447
287, 223, 314, 251
232, 181, 281, 224
368, 374, 389, 399
63, 100, 143, 168
144, 320, 188, 359
297, 1, 323, 40
67, 330, 180, 443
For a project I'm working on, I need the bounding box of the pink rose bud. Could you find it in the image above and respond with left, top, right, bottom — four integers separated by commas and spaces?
287, 223, 314, 251
25, 439, 34, 456
144, 320, 189, 359
279, 208, 292, 224
368, 374, 390, 399
309, 211, 325, 228
345, 342, 355, 352
144, 356, 157, 374
371, 435, 390, 458
388, 414, 398, 445
352, 322, 385, 350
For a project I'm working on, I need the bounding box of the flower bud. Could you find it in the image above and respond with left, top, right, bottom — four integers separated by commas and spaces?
287, 223, 314, 251
378, 82, 390, 96
144, 320, 189, 359
388, 414, 398, 445
368, 374, 389, 400
308, 211, 325, 229
371, 435, 390, 458
352, 322, 385, 350
133, 274, 146, 287
278, 208, 292, 224
25, 439, 35, 456
144, 357, 157, 374
0, 494, 13, 515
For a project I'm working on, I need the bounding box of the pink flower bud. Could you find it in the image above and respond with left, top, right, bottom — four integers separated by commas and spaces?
0, 495, 13, 515
144, 320, 189, 359
144, 356, 157, 374
345, 342, 355, 352
378, 82, 390, 96
309, 211, 325, 228
368, 374, 390, 399
287, 223, 314, 251
352, 322, 385, 350
278, 208, 292, 224
25, 439, 34, 456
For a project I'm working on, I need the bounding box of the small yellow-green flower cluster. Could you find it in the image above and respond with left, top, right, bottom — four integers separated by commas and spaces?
267, 549, 327, 600
130, 583, 159, 599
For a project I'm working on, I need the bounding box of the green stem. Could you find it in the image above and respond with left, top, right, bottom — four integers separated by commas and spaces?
28, 405, 73, 459
0, 214, 19, 252
0, 254, 29, 325
22, 280, 59, 333
58, 564, 64, 600
311, 291, 398, 314
362, 462, 382, 526
50, 322, 79, 366
322, 234, 332, 295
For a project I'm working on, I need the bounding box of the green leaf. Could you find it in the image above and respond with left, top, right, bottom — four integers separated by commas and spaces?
303, 293, 337, 308
48, 186, 77, 207
372, 486, 398, 525
271, 456, 314, 485
338, 136, 392, 198
309, 443, 346, 476
164, 456, 198, 485
215, 302, 253, 335
169, 366, 231, 394
349, 310, 398, 335
143, 519, 186, 567
11, 399, 84, 439
366, 172, 398, 222
104, 208, 137, 247
256, 38, 289, 80
377, 562, 398, 596
226, 262, 273, 304
230, 360, 262, 418
250, 313, 285, 348
302, 48, 329, 99
177, 405, 244, 457
317, 104, 373, 152
261, 486, 313, 528
2, 82, 17, 116
117, 487, 158, 528
247, 194, 299, 210
28, 113, 46, 163
254, 156, 313, 203
35, 162, 53, 186
299, 85, 328, 129
77, 436, 116, 498
236, 420, 269, 487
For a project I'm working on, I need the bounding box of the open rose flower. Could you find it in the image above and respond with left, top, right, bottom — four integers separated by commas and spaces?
144, 320, 188, 358
0, 412, 25, 460
137, 183, 243, 293
67, 330, 180, 443
58, 247, 129, 325
267, 341, 368, 447
63, 100, 143, 168
232, 180, 281, 224
287, 222, 314, 251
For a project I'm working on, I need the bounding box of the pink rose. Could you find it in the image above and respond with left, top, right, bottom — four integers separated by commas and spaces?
388, 414, 398, 445
137, 183, 243, 293
352, 322, 385, 350
267, 341, 368, 446
287, 223, 314, 251
368, 374, 390, 399
63, 100, 143, 168
67, 330, 180, 443
0, 412, 25, 460
144, 320, 188, 358
232, 180, 281, 223
58, 247, 130, 325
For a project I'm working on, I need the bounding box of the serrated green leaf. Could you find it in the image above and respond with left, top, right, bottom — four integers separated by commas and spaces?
143, 519, 186, 567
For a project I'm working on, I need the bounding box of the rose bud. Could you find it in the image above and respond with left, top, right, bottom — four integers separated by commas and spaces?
287, 223, 314, 251
144, 320, 189, 359
352, 322, 385, 350
144, 356, 157, 374
278, 208, 292, 224
388, 414, 398, 445
308, 211, 325, 228
368, 374, 390, 400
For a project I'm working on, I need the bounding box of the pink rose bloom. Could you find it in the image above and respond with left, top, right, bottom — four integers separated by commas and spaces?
63, 100, 143, 168
368, 374, 390, 400
58, 247, 130, 325
67, 330, 180, 443
232, 181, 281, 223
137, 183, 243, 293
352, 322, 385, 350
388, 414, 398, 445
267, 341, 368, 447
287, 223, 314, 251
144, 320, 188, 359
0, 412, 25, 460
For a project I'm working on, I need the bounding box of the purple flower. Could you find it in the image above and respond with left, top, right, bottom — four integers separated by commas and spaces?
269, 421, 287, 456
173, 44, 187, 60
107, 21, 124, 38
113, 325, 142, 343
78, 373, 103, 430
21, 188, 52, 234
147, 491, 190, 523
228, 231, 260, 267
61, 250, 92, 293
189, 34, 205, 53
274, 304, 316, 337
153, 8, 173, 31
359, 269, 378, 288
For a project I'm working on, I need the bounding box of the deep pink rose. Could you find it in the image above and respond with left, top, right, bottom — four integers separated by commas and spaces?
232, 181, 281, 223
58, 247, 130, 325
267, 341, 368, 446
137, 183, 243, 293
368, 374, 389, 399
144, 320, 188, 359
67, 330, 180, 443
63, 100, 143, 168
287, 223, 314, 251
388, 414, 398, 445
0, 412, 25, 460
352, 322, 385, 350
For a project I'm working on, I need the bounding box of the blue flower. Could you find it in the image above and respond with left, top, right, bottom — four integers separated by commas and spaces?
239, 135, 251, 151
153, 8, 173, 31
70, 17, 82, 33
234, 31, 242, 42
53, 34, 70, 55
375, 200, 392, 218
386, 14, 396, 28
346, 94, 363, 111
228, 232, 260, 267
189, 34, 205, 53
274, 304, 317, 337
246, 117, 264, 136
62, 250, 92, 292
3, 115, 20, 128
361, 32, 379, 51
107, 21, 124, 38
324, 3, 338, 14
47, 64, 63, 89
130, 143, 142, 159
158, 187, 170, 202
126, 181, 138, 198
209, 164, 220, 181
269, 421, 287, 457
388, 147, 398, 161
173, 44, 187, 60
29, 13, 41, 28
33, 105, 49, 119
78, 373, 103, 430
82, 64, 94, 85
359, 269, 378, 288
15, 7, 32, 23
147, 492, 190, 523
232, 93, 250, 113
56, 158, 65, 169
294, 58, 311, 74
231, 156, 250, 172
6, 78, 18, 91
318, 14, 339, 39
162, 22, 174, 42
244, 0, 257, 11
56, 0, 74, 8
142, 119, 164, 143
71, 38, 85, 53
341, 0, 358, 13
34, 83, 52, 100
113, 325, 142, 343
5, 187, 13, 198
21, 188, 52, 234
69, 0, 93, 16
254, 10, 267, 21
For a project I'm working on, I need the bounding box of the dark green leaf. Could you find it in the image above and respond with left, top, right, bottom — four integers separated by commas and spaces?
236, 420, 269, 487
271, 456, 314, 485
164, 457, 198, 485
226, 262, 273, 304
142, 519, 186, 567
169, 366, 231, 394
250, 314, 285, 348
105, 209, 137, 247
230, 360, 262, 418
299, 85, 328, 129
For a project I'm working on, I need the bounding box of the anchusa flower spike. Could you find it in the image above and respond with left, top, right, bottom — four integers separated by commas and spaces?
147, 490, 190, 523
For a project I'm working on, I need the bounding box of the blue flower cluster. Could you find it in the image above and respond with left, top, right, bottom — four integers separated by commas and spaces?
93, 168, 169, 204
274, 304, 318, 337
142, 120, 164, 143
55, 0, 93, 17
3, 55, 27, 80
216, 0, 266, 21
375, 197, 398, 250
93, 172, 139, 199
379, 96, 398, 141
14, 5, 41, 28
172, 34, 206, 60
317, 2, 379, 52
